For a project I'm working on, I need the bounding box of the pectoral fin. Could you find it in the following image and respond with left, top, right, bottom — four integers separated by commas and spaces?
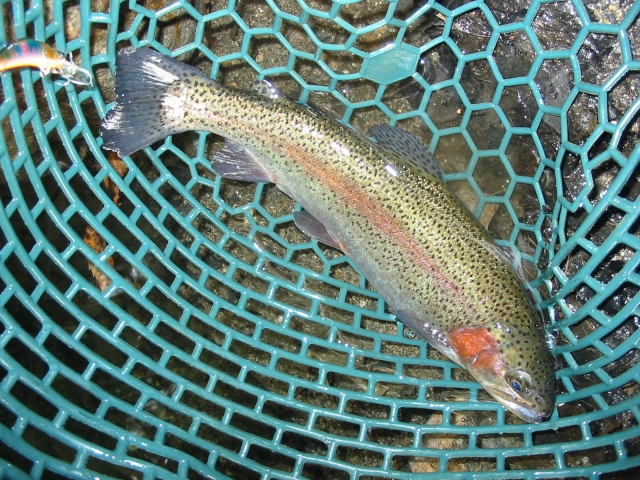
395, 309, 460, 365
293, 210, 343, 250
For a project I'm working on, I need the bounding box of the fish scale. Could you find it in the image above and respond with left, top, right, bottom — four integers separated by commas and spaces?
101, 47, 555, 423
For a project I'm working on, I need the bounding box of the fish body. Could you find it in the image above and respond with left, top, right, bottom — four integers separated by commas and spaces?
101, 48, 556, 423
0, 39, 92, 86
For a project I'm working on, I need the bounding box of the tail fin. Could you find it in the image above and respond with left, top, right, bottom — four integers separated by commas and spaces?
100, 48, 210, 157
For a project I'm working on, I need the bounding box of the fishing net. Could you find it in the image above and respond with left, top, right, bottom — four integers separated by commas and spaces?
1, 0, 639, 478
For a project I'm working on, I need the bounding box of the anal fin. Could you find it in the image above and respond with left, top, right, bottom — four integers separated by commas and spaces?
211, 140, 274, 183
293, 211, 343, 251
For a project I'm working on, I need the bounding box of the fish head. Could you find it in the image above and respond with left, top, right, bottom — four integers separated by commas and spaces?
448, 323, 556, 423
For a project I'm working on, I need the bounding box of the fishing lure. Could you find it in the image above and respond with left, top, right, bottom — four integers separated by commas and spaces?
0, 39, 92, 86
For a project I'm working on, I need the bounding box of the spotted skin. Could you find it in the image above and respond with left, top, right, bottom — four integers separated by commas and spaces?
101, 48, 556, 423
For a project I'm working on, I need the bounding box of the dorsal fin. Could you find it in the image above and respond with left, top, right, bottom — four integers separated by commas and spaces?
369, 124, 443, 181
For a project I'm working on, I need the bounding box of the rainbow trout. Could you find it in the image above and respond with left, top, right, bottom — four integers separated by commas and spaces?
101, 48, 555, 423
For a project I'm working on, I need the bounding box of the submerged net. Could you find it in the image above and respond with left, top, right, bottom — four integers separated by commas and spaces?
0, 0, 639, 478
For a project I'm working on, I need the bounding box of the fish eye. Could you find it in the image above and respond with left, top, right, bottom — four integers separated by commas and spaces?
507, 369, 532, 395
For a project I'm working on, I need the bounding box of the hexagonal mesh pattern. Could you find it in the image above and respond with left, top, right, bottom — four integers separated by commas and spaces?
0, 0, 639, 478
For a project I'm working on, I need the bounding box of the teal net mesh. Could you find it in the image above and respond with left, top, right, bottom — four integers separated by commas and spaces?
1, 0, 639, 478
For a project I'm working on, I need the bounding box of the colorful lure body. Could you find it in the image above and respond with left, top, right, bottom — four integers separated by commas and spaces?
0, 39, 92, 86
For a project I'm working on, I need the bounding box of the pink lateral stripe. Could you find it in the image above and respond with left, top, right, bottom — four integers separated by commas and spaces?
283, 141, 465, 303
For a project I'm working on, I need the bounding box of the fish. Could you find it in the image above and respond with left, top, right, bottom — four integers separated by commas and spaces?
0, 39, 92, 86
100, 48, 556, 423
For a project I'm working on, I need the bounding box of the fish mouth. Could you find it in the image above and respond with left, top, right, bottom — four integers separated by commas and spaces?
484, 386, 550, 424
